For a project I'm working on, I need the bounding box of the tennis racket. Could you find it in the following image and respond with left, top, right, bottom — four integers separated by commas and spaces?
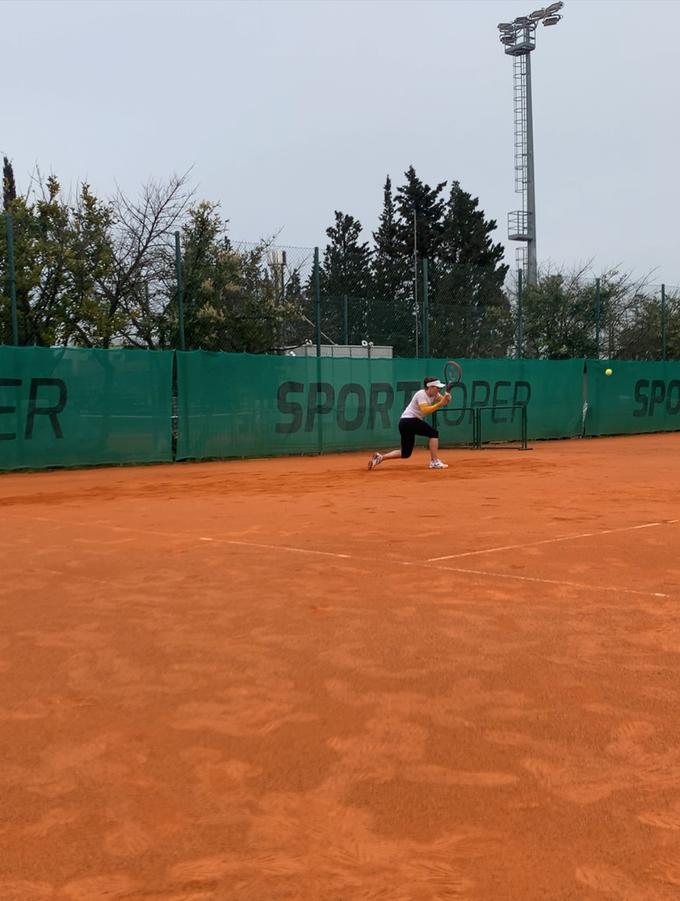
433, 360, 462, 434
443, 360, 462, 392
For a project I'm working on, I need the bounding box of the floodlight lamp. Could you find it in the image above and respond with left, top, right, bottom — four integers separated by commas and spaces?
498, 22, 514, 30
501, 35, 515, 44
528, 8, 546, 20
543, 14, 562, 25
545, 1, 564, 13
514, 15, 529, 25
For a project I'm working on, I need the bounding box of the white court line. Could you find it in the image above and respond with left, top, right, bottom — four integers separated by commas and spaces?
413, 561, 671, 599
198, 536, 351, 559
428, 520, 680, 563
9, 514, 674, 598
13, 515, 352, 561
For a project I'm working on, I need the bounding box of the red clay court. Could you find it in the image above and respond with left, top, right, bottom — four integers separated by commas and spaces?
1, 433, 680, 900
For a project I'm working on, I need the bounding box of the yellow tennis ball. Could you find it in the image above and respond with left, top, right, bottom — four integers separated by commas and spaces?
605, 368, 613, 376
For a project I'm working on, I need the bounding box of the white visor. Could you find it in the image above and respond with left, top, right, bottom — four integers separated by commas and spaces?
425, 379, 445, 389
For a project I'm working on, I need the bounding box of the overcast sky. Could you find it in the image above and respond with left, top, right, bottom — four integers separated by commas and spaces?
4, 0, 680, 286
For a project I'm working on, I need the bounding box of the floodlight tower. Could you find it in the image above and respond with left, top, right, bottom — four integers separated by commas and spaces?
498, 2, 564, 286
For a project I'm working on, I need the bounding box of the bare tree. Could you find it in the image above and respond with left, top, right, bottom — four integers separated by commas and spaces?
96, 171, 195, 347
511, 261, 658, 359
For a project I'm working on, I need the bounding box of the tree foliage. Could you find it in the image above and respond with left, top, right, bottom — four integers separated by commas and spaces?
517, 265, 673, 360
3, 157, 16, 210
317, 166, 511, 356
1, 160, 676, 359
370, 176, 412, 354
0, 169, 304, 351
317, 211, 372, 344
176, 203, 304, 352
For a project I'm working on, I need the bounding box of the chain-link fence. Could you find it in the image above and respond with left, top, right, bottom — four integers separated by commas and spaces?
2, 208, 679, 360
512, 275, 680, 361
308, 269, 680, 362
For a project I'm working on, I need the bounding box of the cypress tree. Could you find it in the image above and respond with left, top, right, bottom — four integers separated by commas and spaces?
434, 181, 511, 356
394, 165, 447, 261
3, 157, 16, 210
318, 211, 372, 344
371, 175, 411, 352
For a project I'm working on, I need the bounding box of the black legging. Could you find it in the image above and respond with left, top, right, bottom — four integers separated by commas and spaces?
398, 417, 438, 458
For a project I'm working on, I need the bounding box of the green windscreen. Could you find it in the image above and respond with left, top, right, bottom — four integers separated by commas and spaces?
175, 353, 585, 460
8, 348, 675, 472
176, 352, 407, 458
585, 359, 680, 436
437, 358, 584, 445
0, 346, 173, 471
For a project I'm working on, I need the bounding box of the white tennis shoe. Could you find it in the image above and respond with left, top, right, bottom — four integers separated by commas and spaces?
368, 452, 383, 470
428, 459, 448, 469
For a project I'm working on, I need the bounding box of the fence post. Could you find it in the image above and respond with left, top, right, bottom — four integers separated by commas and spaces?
343, 294, 349, 345
594, 277, 601, 358
313, 247, 321, 355
174, 231, 185, 351
516, 268, 523, 358
422, 257, 430, 358
661, 283, 666, 361
5, 212, 18, 344
413, 211, 419, 359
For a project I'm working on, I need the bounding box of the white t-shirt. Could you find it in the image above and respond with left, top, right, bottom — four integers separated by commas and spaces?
401, 389, 435, 421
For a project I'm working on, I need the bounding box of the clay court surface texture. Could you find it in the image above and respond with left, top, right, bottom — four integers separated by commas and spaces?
2, 433, 680, 901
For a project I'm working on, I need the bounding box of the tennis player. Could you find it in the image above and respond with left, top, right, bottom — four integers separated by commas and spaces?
368, 377, 451, 470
